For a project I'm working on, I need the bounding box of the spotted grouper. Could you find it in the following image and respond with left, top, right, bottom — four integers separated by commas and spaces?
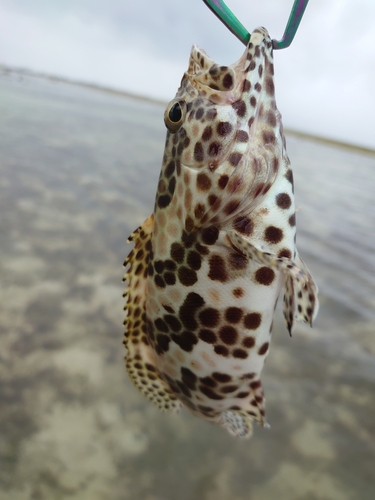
123, 27, 318, 438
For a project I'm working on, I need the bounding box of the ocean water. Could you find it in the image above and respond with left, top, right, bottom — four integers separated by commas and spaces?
1, 70, 375, 500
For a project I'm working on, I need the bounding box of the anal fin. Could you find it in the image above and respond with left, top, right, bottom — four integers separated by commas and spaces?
124, 215, 181, 412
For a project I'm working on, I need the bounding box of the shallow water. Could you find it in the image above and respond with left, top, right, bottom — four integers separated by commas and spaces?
1, 71, 375, 500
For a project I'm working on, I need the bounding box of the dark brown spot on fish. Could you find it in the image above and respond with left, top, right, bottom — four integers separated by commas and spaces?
235, 130, 249, 142
223, 73, 233, 89
242, 372, 255, 380
217, 121, 233, 136
255, 267, 275, 286
202, 126, 213, 142
199, 385, 224, 400
255, 82, 262, 92
262, 130, 275, 145
225, 307, 243, 324
234, 216, 254, 235
208, 141, 222, 156
219, 325, 238, 345
157, 194, 171, 208
194, 203, 205, 220
278, 248, 292, 259
171, 242, 185, 263
249, 60, 256, 71
201, 226, 219, 245
264, 226, 283, 244
214, 345, 229, 357
199, 307, 220, 328
177, 142, 183, 156
171, 331, 198, 352
197, 172, 211, 191
289, 213, 296, 226
265, 78, 274, 95
243, 79, 251, 92
164, 272, 176, 286
187, 250, 202, 270
164, 315, 182, 332
243, 313, 261, 330
237, 391, 250, 398
285, 169, 294, 190
178, 266, 198, 287
196, 107, 204, 120
154, 260, 164, 274
229, 152, 242, 167
233, 349, 248, 359
250, 96, 257, 107
258, 342, 269, 355
181, 366, 198, 391
208, 255, 228, 282
262, 183, 271, 195
155, 318, 168, 333
154, 275, 165, 288
273, 157, 279, 173
168, 177, 176, 196
200, 376, 217, 388
194, 141, 204, 162
224, 199, 240, 215
221, 385, 238, 393
232, 100, 246, 117
242, 336, 256, 348
229, 252, 247, 271
185, 216, 194, 232
218, 174, 229, 189
267, 111, 276, 127
197, 404, 214, 413
213, 372, 232, 383
232, 287, 244, 298
206, 108, 217, 120
165, 160, 175, 177
208, 194, 218, 207
199, 329, 217, 344
156, 334, 170, 353
276, 193, 292, 210
182, 230, 197, 248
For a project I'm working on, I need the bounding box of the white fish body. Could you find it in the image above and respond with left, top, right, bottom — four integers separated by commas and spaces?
124, 27, 318, 438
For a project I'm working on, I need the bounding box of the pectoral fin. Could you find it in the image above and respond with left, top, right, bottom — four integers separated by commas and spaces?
228, 231, 319, 335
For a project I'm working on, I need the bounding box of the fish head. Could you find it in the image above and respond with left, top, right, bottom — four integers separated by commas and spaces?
158, 27, 284, 229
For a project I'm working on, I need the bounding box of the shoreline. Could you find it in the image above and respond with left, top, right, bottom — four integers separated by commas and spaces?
1, 63, 374, 157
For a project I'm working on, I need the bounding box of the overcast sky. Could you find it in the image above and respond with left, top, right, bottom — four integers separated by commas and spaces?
1, 0, 374, 149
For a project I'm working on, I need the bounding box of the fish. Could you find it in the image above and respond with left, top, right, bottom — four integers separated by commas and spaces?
123, 27, 318, 438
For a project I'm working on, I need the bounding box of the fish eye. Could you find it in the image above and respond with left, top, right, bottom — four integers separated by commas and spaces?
164, 99, 186, 133
169, 102, 182, 122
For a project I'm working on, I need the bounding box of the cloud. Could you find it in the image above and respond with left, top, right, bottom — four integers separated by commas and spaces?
1, 0, 374, 148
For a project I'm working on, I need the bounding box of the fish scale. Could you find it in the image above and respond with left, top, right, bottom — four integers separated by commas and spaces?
123, 27, 318, 438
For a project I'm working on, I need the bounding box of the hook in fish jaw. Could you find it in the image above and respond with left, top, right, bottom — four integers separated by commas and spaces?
202, 0, 310, 49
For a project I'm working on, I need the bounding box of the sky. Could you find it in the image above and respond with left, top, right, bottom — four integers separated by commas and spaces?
1, 0, 374, 149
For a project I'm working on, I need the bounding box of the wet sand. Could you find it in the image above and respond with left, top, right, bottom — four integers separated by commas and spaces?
1, 70, 375, 500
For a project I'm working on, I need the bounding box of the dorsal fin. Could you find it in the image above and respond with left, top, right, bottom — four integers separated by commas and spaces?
123, 215, 181, 412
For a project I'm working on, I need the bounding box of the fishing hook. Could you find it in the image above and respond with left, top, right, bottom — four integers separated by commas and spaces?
202, 0, 310, 49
